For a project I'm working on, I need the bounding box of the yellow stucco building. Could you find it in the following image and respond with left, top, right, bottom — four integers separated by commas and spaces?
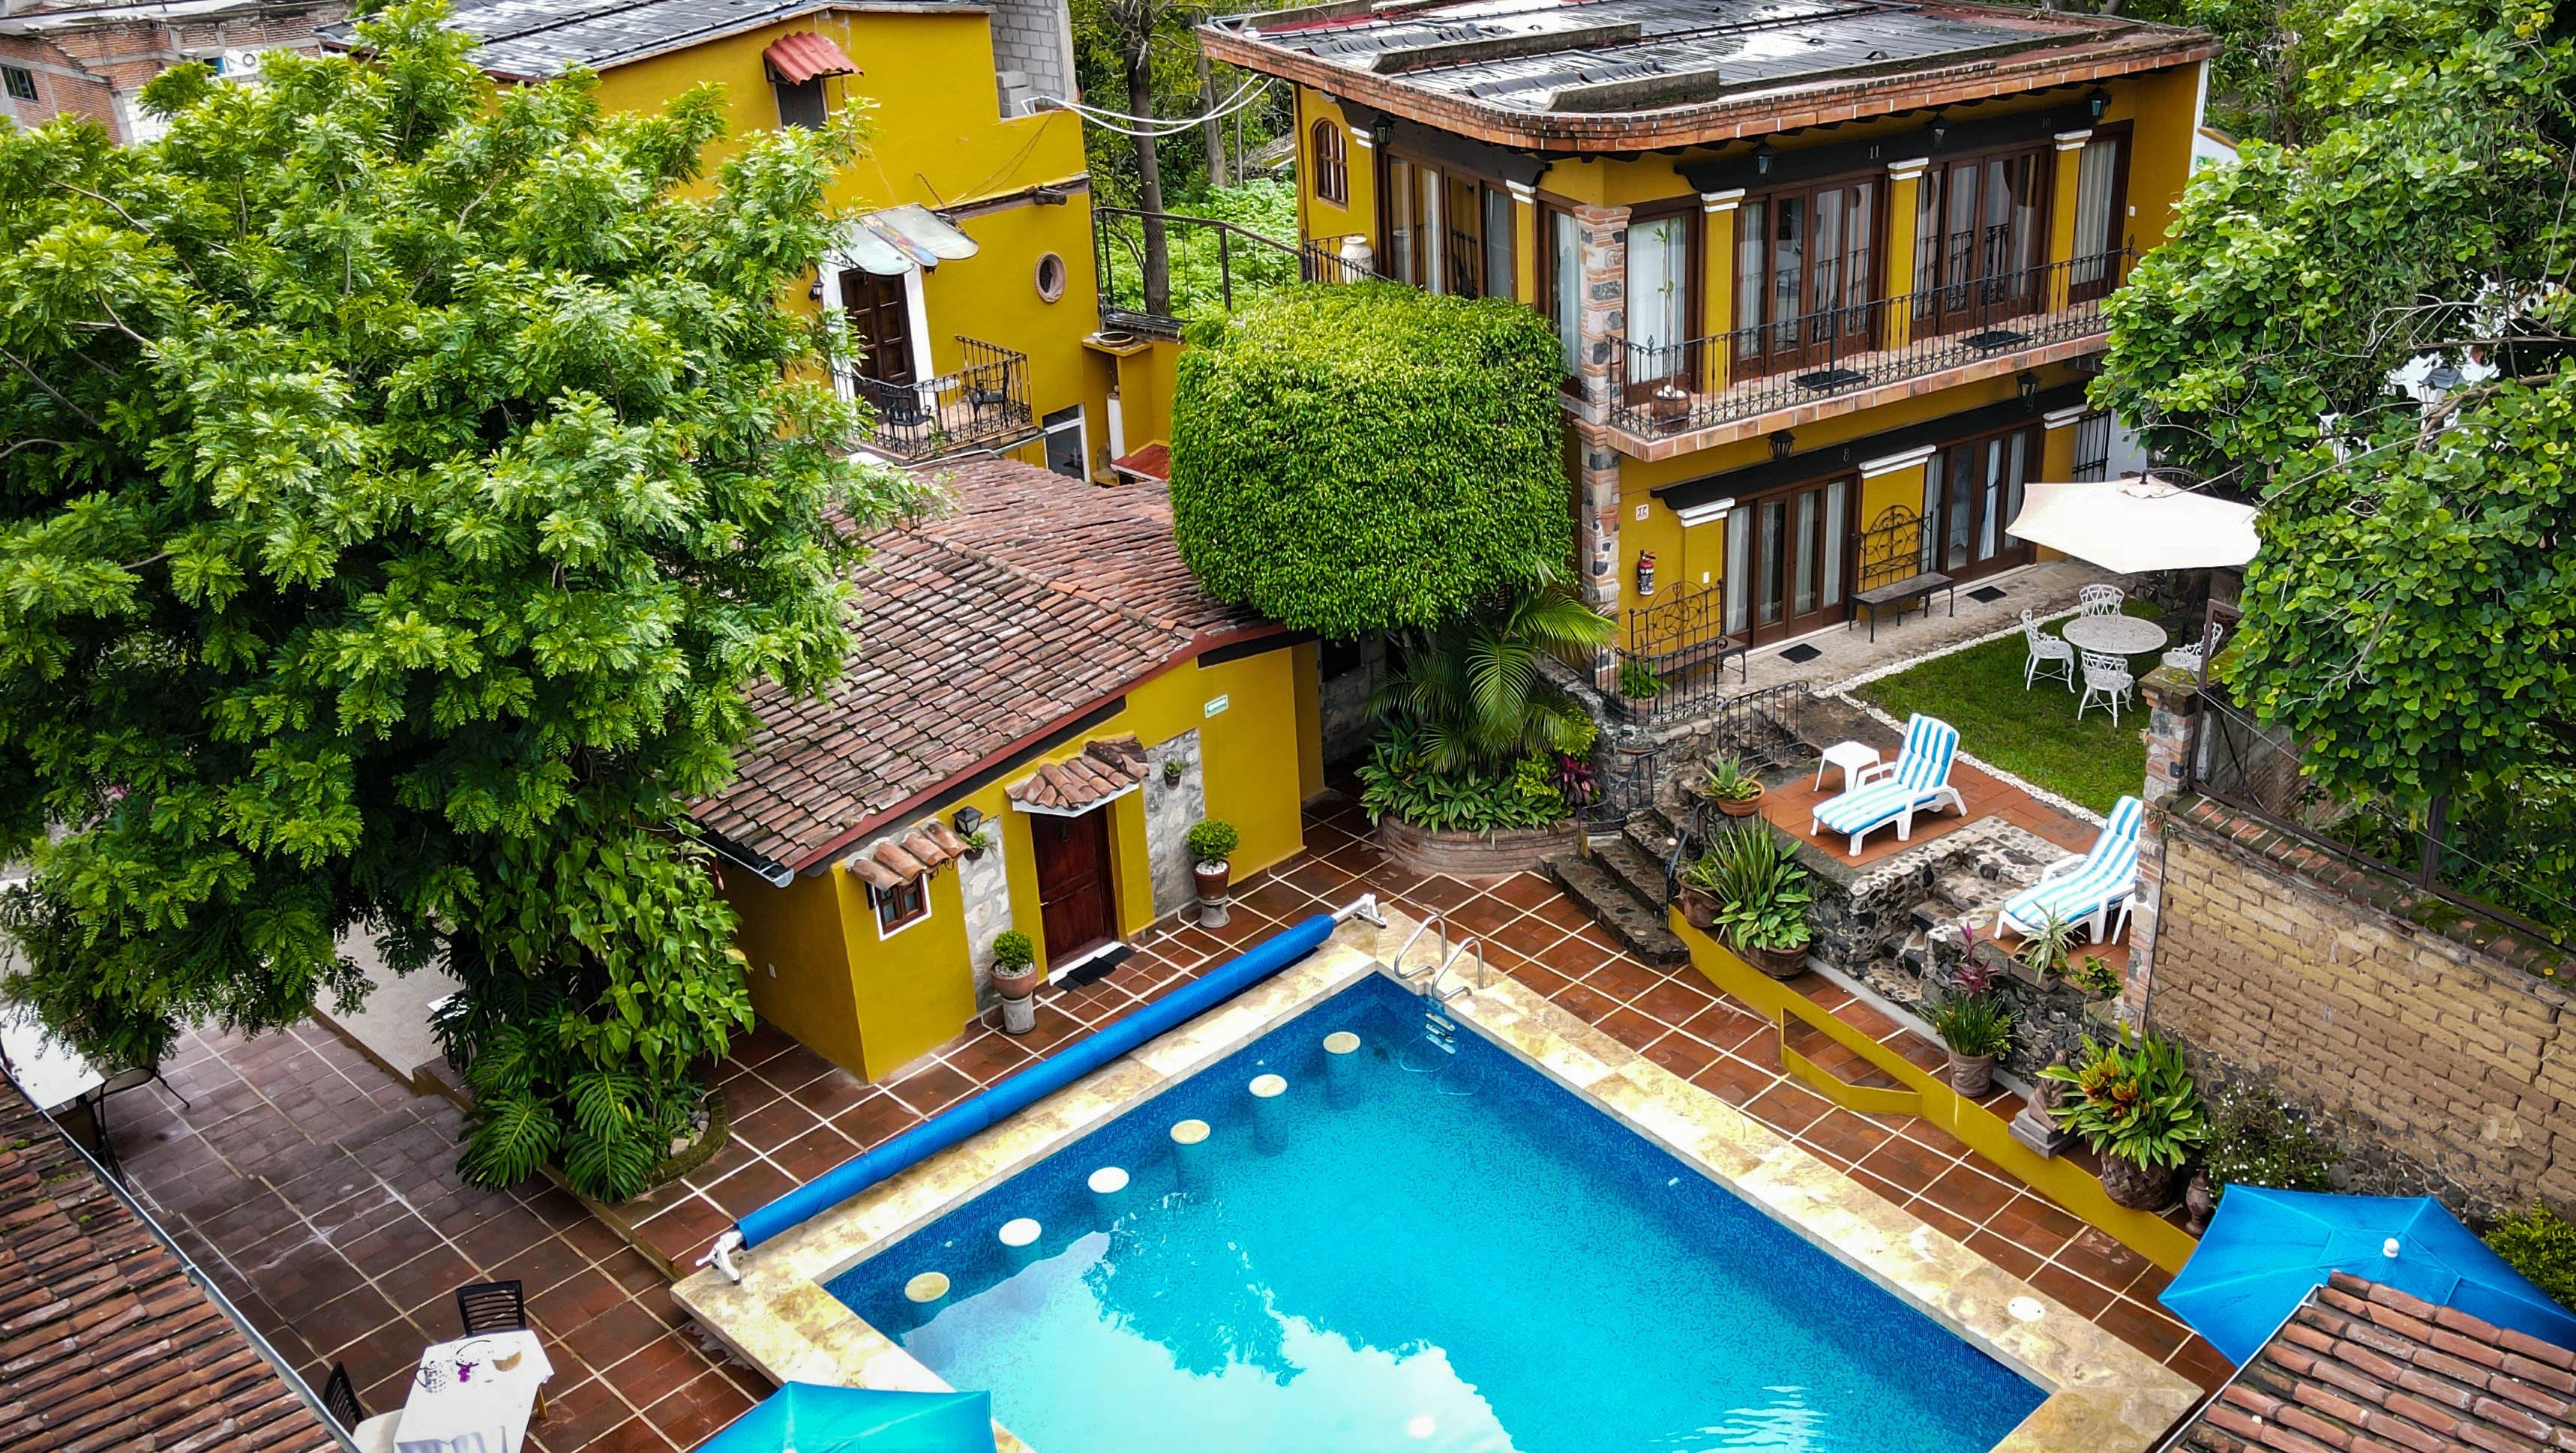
691, 458, 1320, 1082
1198, 0, 2218, 652
344, 0, 1126, 479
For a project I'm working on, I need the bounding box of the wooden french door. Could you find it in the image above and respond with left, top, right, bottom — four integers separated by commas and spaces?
1725, 476, 1855, 646
1031, 807, 1117, 964
1923, 423, 2041, 583
1734, 178, 1880, 379
839, 270, 914, 385
1912, 148, 2053, 337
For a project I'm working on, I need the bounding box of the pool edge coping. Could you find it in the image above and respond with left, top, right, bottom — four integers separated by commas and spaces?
671, 911, 2201, 1453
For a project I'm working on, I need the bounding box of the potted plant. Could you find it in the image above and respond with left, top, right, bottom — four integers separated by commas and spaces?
1928, 993, 2014, 1097
2041, 1029, 2209, 1210
1676, 851, 1722, 930
991, 930, 1039, 1035
1186, 819, 1239, 927
1699, 754, 1767, 818
2016, 909, 2081, 989
1703, 825, 1813, 978
1618, 658, 1665, 702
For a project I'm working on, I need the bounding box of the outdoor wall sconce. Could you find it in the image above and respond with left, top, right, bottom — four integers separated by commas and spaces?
1753, 140, 1777, 175
1929, 110, 1948, 146
2018, 371, 2041, 403
1635, 550, 1657, 598
808, 269, 824, 301
952, 805, 986, 837
1770, 430, 1796, 460
2086, 87, 2111, 121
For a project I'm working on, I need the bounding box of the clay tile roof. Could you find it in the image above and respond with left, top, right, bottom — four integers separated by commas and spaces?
1006, 735, 1150, 813
0, 1085, 339, 1453
692, 459, 1276, 872
2171, 1272, 2576, 1453
762, 31, 856, 84
871, 838, 928, 880
1111, 442, 1171, 483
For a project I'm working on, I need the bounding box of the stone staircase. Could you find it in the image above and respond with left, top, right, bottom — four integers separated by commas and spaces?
1543, 804, 1694, 969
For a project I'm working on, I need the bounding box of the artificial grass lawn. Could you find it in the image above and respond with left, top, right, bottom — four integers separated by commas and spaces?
1858, 604, 2159, 815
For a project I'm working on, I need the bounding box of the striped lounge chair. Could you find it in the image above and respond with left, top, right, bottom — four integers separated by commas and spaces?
1810, 714, 1966, 855
1998, 795, 2145, 943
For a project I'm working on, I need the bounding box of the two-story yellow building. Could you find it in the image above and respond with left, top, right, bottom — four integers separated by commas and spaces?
340, 0, 1125, 478
1202, 0, 2215, 659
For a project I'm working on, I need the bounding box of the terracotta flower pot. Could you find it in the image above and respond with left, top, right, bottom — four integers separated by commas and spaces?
2099, 1152, 2181, 1211
991, 965, 1039, 1002
2184, 1169, 2218, 1236
1678, 885, 1718, 930
1745, 942, 1808, 979
1714, 784, 1765, 818
1947, 1051, 1996, 1098
1193, 860, 1231, 927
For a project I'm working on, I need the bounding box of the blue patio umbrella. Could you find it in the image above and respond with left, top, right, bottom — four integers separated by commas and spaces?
697, 1383, 996, 1453
2161, 1185, 2576, 1366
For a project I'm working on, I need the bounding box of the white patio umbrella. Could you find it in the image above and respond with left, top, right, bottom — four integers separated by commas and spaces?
2008, 475, 2260, 574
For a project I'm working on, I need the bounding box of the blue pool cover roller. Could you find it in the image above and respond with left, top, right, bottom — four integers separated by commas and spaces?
698, 1383, 994, 1453
732, 909, 1346, 1251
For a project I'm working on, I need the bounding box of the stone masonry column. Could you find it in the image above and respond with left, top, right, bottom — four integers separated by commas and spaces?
1572, 203, 1631, 620
2124, 665, 2203, 1023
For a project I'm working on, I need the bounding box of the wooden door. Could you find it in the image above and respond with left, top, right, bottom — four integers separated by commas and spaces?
1735, 180, 1879, 381
1732, 476, 1854, 646
1924, 424, 2039, 582
1031, 807, 1117, 964
1913, 151, 2050, 337
840, 270, 913, 385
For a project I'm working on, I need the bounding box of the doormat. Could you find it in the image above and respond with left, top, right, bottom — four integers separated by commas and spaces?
1778, 643, 1824, 664
1060, 945, 1132, 987
1967, 586, 2008, 604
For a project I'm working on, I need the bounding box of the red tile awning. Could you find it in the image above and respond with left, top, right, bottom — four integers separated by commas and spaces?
763, 32, 857, 85
1007, 735, 1149, 816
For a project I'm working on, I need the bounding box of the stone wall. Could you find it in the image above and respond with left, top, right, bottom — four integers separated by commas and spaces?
1141, 729, 1206, 917
2148, 797, 2576, 1220
958, 818, 1014, 1007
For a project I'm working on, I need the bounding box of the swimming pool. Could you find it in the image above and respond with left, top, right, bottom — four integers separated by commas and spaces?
825, 972, 2047, 1453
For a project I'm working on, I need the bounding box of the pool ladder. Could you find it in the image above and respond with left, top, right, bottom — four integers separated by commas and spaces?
1393, 914, 1485, 1093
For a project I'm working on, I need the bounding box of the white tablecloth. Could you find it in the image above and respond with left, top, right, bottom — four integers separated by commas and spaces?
0, 1011, 103, 1113
394, 1330, 553, 1453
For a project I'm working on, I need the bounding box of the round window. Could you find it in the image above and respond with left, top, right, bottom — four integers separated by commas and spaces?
1034, 252, 1066, 303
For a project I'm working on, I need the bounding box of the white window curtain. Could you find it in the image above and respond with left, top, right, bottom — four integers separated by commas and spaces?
1626, 215, 1690, 380
1551, 211, 1580, 373
2072, 138, 2119, 285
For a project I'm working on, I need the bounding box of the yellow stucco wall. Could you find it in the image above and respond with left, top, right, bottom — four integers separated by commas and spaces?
727, 639, 1314, 1081
584, 9, 1112, 476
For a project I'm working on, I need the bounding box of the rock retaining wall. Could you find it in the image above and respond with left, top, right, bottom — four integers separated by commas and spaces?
1379, 816, 1581, 877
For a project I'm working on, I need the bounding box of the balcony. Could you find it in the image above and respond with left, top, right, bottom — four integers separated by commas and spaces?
1608, 251, 2130, 458
852, 337, 1032, 462
1094, 206, 1372, 337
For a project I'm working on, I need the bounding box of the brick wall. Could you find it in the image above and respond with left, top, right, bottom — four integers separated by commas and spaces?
2149, 798, 2575, 1221
1, 4, 343, 143
986, 0, 1070, 118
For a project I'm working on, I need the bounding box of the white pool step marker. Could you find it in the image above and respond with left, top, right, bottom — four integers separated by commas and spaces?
904, 1272, 951, 1304
1170, 1117, 1210, 1187
1249, 1073, 1287, 1098
2008, 1296, 2046, 1322
1087, 1165, 1130, 1194
1170, 1118, 1210, 1144
1324, 1030, 1362, 1103
998, 1216, 1043, 1269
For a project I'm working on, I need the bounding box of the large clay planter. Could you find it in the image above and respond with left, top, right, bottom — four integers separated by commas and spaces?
2099, 1152, 2181, 1211
1712, 785, 1765, 819
1378, 816, 1579, 876
1743, 942, 1809, 979
1193, 860, 1232, 927
1947, 1051, 1996, 1098
1678, 885, 1718, 930
992, 964, 1040, 1036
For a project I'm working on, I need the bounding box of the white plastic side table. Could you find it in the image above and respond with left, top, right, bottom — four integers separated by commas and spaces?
1816, 741, 1880, 793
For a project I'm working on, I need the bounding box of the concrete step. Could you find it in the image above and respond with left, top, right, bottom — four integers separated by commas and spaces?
1544, 849, 1691, 969
1595, 834, 1676, 909
1623, 804, 1687, 868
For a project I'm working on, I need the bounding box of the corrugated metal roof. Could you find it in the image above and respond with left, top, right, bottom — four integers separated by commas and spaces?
763, 29, 855, 82
322, 0, 973, 79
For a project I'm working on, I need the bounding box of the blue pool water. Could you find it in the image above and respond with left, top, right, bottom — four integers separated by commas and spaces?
826, 974, 2044, 1453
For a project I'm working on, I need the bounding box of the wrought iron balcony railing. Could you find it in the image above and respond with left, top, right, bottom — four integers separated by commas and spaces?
851, 337, 1031, 461
1095, 206, 1375, 337
1610, 250, 2131, 440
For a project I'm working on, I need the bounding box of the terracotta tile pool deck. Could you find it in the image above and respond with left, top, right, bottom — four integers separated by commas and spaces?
109, 792, 2224, 1453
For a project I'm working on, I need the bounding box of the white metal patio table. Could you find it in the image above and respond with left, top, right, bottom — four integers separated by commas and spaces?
393, 1329, 553, 1453
2059, 613, 2170, 657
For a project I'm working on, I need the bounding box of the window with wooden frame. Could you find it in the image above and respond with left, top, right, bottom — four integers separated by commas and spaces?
1922, 418, 2044, 580
1622, 206, 1696, 395
1384, 153, 1516, 301
1310, 119, 1347, 206
2067, 125, 2132, 302
1732, 175, 1881, 379
1544, 203, 1581, 378
871, 876, 930, 935
775, 75, 827, 130
1912, 142, 2054, 337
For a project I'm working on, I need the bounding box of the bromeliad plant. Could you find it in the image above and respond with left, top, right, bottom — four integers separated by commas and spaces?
2041, 1029, 2209, 1173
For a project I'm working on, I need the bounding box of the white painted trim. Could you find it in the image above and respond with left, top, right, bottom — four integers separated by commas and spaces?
1009, 779, 1141, 817
1886, 157, 1931, 180
1674, 496, 1736, 529
2054, 129, 2095, 151
1507, 179, 1537, 206
1858, 443, 1938, 479
1348, 125, 1373, 150
1041, 403, 1090, 481
1699, 187, 1745, 214
868, 876, 935, 940
2042, 404, 2092, 430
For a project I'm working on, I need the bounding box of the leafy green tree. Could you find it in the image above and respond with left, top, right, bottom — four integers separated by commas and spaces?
0, 2, 911, 1197
2092, 0, 2575, 933
1170, 283, 1572, 639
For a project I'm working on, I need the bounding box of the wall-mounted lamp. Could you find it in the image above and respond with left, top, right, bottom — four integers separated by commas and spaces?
808, 268, 825, 301
952, 805, 987, 837
2017, 371, 2040, 403
1770, 430, 1796, 460
2086, 87, 2111, 121
1753, 140, 1777, 176
1928, 110, 1948, 146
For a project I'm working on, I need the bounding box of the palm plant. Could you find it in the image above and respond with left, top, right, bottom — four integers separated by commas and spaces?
1372, 568, 1615, 775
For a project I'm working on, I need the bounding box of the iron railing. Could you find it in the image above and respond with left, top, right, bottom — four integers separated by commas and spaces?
1094, 206, 1372, 336
1610, 249, 2131, 438
851, 337, 1030, 460
1613, 579, 1747, 723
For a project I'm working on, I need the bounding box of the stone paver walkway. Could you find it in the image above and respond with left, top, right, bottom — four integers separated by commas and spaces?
1738, 558, 2116, 694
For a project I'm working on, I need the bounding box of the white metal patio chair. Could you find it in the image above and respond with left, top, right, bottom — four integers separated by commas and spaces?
2021, 608, 2075, 691
2077, 583, 2125, 617
2077, 649, 2136, 725
2164, 617, 2227, 677
1998, 795, 2145, 943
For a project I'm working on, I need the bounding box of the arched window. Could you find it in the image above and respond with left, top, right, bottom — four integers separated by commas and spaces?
1311, 119, 1348, 206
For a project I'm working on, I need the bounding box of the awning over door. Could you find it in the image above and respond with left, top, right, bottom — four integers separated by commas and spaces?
762, 32, 857, 85
1006, 736, 1149, 816
835, 205, 981, 277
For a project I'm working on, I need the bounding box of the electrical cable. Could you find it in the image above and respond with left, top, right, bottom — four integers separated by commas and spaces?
1033, 76, 1271, 136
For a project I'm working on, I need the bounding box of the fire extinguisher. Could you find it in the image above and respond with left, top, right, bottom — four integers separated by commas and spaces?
1635, 549, 1657, 598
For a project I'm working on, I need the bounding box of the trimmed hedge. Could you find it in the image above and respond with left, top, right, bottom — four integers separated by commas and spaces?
1168, 284, 1571, 638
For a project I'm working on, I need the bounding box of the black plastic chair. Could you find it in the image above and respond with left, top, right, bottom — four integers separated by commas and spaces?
321, 1362, 364, 1431
455, 1279, 526, 1336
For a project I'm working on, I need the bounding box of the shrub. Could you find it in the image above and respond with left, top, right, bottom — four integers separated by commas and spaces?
1184, 819, 1240, 864
1169, 284, 1572, 637
991, 930, 1036, 972
1356, 729, 1566, 833
2042, 1029, 2209, 1170
2067, 954, 2124, 999
1930, 993, 2015, 1059
2486, 1204, 2576, 1311
2201, 1083, 2341, 1198
1698, 754, 1764, 803
1371, 574, 1611, 776
1699, 826, 1813, 957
